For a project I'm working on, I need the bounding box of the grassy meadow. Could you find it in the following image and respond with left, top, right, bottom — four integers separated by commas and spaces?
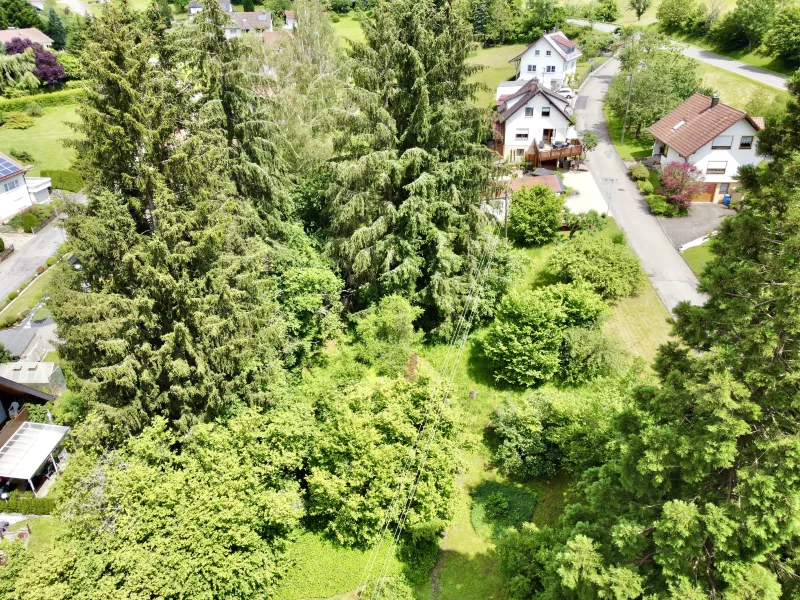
0, 105, 79, 176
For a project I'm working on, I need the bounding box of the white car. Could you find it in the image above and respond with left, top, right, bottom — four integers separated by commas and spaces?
556, 87, 575, 99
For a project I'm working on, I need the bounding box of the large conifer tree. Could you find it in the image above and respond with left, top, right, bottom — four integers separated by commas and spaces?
325, 0, 512, 338
506, 74, 800, 598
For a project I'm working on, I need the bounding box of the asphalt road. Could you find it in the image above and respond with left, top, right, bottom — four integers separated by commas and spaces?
0, 222, 64, 302
567, 19, 788, 91
574, 58, 707, 313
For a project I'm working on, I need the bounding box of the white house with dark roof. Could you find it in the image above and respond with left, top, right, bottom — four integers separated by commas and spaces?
648, 93, 763, 203
188, 0, 234, 16
0, 153, 52, 223
507, 30, 582, 91
492, 80, 579, 164
225, 11, 273, 38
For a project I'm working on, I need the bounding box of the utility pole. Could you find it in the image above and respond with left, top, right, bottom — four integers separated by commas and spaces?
621, 73, 633, 146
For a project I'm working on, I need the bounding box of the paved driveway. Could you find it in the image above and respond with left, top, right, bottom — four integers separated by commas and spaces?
658, 203, 732, 248
575, 58, 707, 313
0, 222, 65, 300
562, 171, 612, 216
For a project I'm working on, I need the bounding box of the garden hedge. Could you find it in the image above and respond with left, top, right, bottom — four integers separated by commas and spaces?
646, 194, 684, 217
1, 495, 55, 515
41, 169, 84, 192
0, 87, 85, 113
629, 163, 649, 181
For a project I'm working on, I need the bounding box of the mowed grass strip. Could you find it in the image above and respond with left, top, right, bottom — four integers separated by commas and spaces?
0, 104, 79, 176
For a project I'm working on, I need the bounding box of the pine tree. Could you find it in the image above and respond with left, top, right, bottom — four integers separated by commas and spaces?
1, 0, 41, 28
325, 0, 513, 338
46, 6, 66, 51
242, 0, 254, 11
509, 73, 800, 598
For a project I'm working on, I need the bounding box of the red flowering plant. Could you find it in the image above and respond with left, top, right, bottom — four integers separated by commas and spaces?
657, 161, 710, 210
5, 37, 67, 87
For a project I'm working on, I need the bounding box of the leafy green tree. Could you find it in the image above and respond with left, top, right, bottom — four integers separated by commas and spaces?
765, 4, 800, 64
508, 184, 564, 247
546, 234, 645, 300
711, 0, 775, 51
558, 326, 620, 385
46, 7, 66, 51
353, 294, 423, 376
594, 0, 619, 21
628, 0, 651, 20
325, 0, 513, 339
1, 0, 41, 28
0, 342, 11, 362
242, 0, 254, 10
562, 208, 607, 239
482, 283, 608, 387
518, 0, 565, 41
656, 0, 694, 30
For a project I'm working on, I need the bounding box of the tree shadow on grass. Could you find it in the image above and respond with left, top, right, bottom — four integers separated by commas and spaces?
470, 480, 538, 540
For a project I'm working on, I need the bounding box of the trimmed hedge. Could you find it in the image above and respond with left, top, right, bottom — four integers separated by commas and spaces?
629, 163, 649, 181
636, 180, 654, 194
1, 495, 55, 515
646, 194, 684, 217
0, 87, 85, 113
41, 169, 84, 192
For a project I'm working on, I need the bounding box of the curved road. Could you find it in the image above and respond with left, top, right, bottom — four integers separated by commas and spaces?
575, 58, 707, 312
567, 19, 788, 91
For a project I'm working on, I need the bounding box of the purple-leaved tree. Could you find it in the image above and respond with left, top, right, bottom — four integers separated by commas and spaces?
5, 37, 67, 86
657, 161, 711, 209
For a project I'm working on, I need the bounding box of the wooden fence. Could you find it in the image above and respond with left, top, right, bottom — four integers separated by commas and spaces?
0, 245, 14, 263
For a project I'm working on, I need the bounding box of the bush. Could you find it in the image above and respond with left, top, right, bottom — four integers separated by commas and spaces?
508, 184, 564, 247
636, 180, 654, 194
353, 294, 423, 376
0, 236, 4, 251
9, 148, 34, 163
0, 87, 85, 113
9, 203, 53, 232
24, 101, 43, 117
482, 283, 608, 387
646, 194, 683, 217
558, 327, 621, 386
330, 12, 341, 22
36, 265, 45, 274
3, 111, 35, 129
1, 493, 55, 515
40, 169, 84, 192
629, 163, 649, 181
45, 256, 56, 266
25, 402, 50, 422
7, 291, 18, 301
546, 235, 645, 300
611, 231, 625, 245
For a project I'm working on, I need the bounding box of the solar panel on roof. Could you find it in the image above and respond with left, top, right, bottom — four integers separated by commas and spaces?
0, 157, 21, 177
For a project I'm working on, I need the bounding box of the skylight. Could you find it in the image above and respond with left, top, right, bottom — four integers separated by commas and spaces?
672, 120, 686, 130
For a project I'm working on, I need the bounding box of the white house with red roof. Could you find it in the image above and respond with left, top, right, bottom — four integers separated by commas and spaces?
492, 80, 579, 164
648, 93, 763, 202
0, 154, 52, 224
506, 30, 582, 92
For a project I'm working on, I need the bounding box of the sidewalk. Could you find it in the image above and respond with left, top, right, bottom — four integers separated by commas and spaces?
0, 221, 64, 301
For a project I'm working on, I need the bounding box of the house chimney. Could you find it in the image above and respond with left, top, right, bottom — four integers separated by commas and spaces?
711, 93, 719, 108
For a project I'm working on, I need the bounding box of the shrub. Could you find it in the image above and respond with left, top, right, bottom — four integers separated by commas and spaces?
558, 327, 621, 386
25, 402, 50, 422
646, 193, 683, 217
8, 203, 53, 232
7, 291, 18, 301
0, 236, 4, 251
611, 231, 626, 245
330, 12, 341, 22
482, 283, 608, 387
353, 294, 423, 376
1, 493, 55, 515
20, 212, 39, 232
3, 111, 35, 129
629, 163, 649, 181
40, 169, 84, 192
563, 208, 607, 239
546, 235, 646, 300
508, 184, 564, 247
9, 148, 34, 163
0, 87, 85, 113
36, 265, 45, 274
45, 256, 56, 266
23, 101, 43, 117
636, 180, 654, 194
659, 161, 708, 210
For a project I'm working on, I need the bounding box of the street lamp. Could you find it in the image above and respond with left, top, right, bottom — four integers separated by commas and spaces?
603, 177, 615, 215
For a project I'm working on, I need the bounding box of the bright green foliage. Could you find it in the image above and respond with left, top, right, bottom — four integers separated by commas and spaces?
518, 0, 567, 42
1, 0, 41, 28
593, 0, 620, 22
656, 0, 693, 29
546, 235, 645, 300
0, 50, 36, 94
711, 0, 775, 51
39, 169, 83, 192
353, 294, 424, 376
3, 110, 33, 129
562, 208, 607, 239
46, 7, 66, 51
628, 0, 651, 20
646, 192, 683, 216
508, 184, 564, 247
628, 163, 649, 181
325, 0, 513, 339
0, 343, 11, 362
764, 5, 800, 65
558, 327, 621, 386
303, 359, 457, 547
4, 413, 307, 599
482, 283, 608, 387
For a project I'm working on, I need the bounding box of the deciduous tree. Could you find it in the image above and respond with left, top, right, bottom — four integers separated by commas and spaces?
628, 0, 651, 20
508, 184, 564, 247
658, 160, 708, 209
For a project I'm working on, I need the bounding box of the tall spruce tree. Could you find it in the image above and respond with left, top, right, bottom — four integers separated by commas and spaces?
326, 0, 513, 338
46, 6, 66, 51
504, 73, 800, 598
1, 0, 41, 28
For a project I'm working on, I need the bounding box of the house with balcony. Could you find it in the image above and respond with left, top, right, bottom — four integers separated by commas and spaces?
648, 93, 763, 203
490, 79, 580, 166
502, 29, 582, 93
0, 153, 52, 224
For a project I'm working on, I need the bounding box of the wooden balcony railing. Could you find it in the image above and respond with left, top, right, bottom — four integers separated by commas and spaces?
525, 139, 583, 167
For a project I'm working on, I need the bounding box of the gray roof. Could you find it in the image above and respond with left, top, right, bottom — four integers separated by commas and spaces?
0, 328, 36, 360
0, 362, 61, 387
533, 168, 554, 176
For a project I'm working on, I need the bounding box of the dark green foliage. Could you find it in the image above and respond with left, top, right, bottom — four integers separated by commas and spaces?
326, 0, 514, 339
330, 0, 351, 12
765, 5, 800, 64
710, 0, 774, 51
482, 283, 608, 387
242, 0, 254, 11
0, 342, 11, 362
546, 235, 645, 300
1, 0, 41, 28
354, 294, 423, 376
0, 235, 4, 251
8, 147, 32, 163
46, 7, 66, 51
40, 169, 83, 192
646, 193, 684, 216
628, 163, 649, 181
470, 481, 538, 538
8, 203, 53, 232
497, 524, 562, 600
508, 184, 564, 247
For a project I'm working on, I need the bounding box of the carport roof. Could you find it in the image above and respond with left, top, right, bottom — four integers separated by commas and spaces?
0, 421, 69, 480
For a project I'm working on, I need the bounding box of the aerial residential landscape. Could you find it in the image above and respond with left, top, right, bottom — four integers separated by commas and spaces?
0, 0, 797, 597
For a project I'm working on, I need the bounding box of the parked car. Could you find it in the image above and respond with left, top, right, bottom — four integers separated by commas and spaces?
556, 87, 574, 99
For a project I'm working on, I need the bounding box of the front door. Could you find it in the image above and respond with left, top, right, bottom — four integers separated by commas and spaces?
543, 129, 554, 145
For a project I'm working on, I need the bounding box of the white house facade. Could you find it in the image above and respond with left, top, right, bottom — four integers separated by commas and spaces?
648, 93, 763, 203
493, 80, 578, 164
189, 0, 234, 17
508, 31, 582, 91
0, 154, 52, 223
225, 11, 273, 38
283, 10, 297, 29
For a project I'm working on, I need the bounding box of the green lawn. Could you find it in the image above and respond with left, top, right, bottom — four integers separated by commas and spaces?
572, 0, 737, 26
671, 32, 798, 77
603, 103, 653, 160
695, 61, 792, 112
682, 240, 714, 277
330, 13, 366, 45
466, 44, 527, 108
0, 105, 79, 176
8, 517, 62, 556
0, 266, 56, 320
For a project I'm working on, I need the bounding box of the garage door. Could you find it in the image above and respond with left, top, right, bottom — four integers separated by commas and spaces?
692, 183, 716, 203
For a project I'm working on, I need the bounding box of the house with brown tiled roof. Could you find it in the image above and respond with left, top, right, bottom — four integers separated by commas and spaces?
224, 11, 273, 38
490, 80, 579, 166
648, 93, 763, 203
0, 28, 53, 48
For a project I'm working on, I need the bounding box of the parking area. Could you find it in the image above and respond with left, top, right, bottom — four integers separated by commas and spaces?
657, 202, 732, 248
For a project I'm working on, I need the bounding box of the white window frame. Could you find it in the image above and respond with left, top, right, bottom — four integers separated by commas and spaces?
739, 136, 753, 149
524, 107, 534, 117
541, 106, 551, 116
3, 179, 19, 192
534, 49, 540, 56
515, 128, 530, 140
706, 161, 728, 174
711, 135, 733, 149
527, 64, 536, 72
546, 65, 556, 73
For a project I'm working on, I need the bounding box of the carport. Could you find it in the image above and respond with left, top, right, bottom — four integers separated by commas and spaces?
0, 421, 69, 497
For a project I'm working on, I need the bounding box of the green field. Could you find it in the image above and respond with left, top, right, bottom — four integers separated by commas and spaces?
603, 103, 654, 160
696, 61, 791, 112
671, 32, 796, 77
0, 265, 57, 320
467, 44, 527, 108
0, 105, 79, 177
8, 517, 62, 556
682, 240, 715, 277
330, 13, 366, 45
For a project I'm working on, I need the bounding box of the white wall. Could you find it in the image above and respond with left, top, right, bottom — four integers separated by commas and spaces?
516, 38, 577, 88
0, 175, 33, 223
503, 95, 573, 161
